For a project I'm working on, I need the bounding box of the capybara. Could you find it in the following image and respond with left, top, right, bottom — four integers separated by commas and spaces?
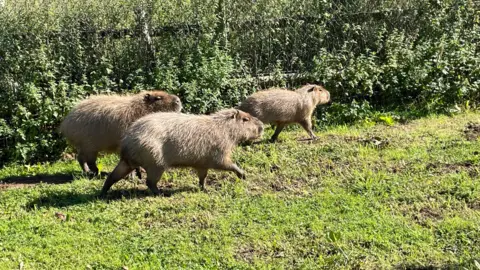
100, 108, 264, 196
60, 91, 182, 176
237, 84, 331, 142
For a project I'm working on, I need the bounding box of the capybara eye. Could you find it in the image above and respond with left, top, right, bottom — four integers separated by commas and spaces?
242, 118, 250, 122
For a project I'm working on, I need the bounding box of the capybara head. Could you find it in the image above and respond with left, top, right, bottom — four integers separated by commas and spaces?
212, 108, 264, 142
142, 91, 182, 112
297, 84, 331, 106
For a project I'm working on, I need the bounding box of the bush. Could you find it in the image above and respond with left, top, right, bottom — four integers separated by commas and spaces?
0, 0, 478, 165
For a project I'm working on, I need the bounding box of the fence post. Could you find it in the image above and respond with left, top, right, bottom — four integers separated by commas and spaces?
135, 4, 156, 79
214, 0, 228, 48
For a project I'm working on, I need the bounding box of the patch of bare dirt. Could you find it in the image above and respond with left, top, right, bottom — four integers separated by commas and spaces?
464, 122, 480, 141
323, 134, 391, 148
425, 161, 478, 177
412, 207, 443, 226
235, 245, 256, 263
358, 136, 390, 148
0, 174, 74, 191
468, 200, 480, 210
419, 207, 442, 220
0, 183, 32, 190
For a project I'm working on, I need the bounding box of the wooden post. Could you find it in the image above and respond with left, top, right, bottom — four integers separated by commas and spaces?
135, 4, 156, 76
214, 0, 228, 48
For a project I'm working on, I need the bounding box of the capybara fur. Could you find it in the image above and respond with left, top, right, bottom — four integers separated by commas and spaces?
237, 84, 331, 142
60, 91, 182, 176
100, 109, 264, 196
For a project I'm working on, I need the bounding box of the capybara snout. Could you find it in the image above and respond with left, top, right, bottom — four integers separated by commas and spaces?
298, 84, 331, 105
235, 110, 264, 142
316, 86, 331, 106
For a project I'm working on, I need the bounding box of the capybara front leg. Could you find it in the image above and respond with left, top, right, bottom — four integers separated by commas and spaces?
231, 164, 246, 179
85, 152, 99, 176
217, 162, 245, 180
299, 118, 317, 140
270, 123, 286, 142
196, 168, 209, 190
76, 152, 89, 173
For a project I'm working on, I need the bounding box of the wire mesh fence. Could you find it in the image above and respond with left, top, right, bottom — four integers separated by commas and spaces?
0, 0, 479, 164
0, 0, 437, 85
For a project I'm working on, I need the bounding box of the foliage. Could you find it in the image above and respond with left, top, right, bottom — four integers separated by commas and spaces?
1, 113, 480, 268
0, 0, 479, 164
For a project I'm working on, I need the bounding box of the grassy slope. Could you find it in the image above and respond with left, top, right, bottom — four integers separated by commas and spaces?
0, 113, 479, 269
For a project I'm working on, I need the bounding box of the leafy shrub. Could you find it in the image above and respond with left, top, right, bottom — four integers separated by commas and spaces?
0, 0, 479, 165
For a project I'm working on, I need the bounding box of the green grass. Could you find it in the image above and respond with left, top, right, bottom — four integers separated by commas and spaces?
1, 113, 480, 269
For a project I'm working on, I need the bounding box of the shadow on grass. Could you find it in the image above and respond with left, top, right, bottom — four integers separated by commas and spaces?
0, 173, 76, 186
0, 171, 112, 189
25, 186, 198, 210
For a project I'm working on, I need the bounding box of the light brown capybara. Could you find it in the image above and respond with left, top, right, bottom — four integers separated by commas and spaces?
237, 84, 331, 142
100, 108, 264, 196
59, 91, 182, 176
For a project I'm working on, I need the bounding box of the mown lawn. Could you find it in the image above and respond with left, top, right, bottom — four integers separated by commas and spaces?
1, 113, 480, 269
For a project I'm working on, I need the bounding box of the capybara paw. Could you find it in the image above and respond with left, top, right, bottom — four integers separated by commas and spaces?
150, 188, 161, 196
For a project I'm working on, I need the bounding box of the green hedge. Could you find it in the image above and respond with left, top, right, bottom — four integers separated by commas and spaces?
0, 0, 479, 165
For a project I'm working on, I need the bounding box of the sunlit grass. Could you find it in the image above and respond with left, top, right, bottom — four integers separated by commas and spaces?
1, 112, 479, 269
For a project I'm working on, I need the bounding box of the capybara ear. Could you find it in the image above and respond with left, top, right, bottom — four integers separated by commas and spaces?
306, 85, 316, 92
144, 93, 163, 103
232, 109, 240, 119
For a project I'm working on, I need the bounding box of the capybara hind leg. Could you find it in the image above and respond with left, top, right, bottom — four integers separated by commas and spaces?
195, 168, 209, 190
100, 160, 134, 196
145, 167, 164, 195
270, 123, 286, 142
299, 118, 317, 140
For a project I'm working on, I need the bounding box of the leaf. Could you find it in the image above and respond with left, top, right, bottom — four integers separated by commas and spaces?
378, 116, 395, 126
97, 163, 104, 173
327, 230, 341, 242
474, 260, 480, 270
